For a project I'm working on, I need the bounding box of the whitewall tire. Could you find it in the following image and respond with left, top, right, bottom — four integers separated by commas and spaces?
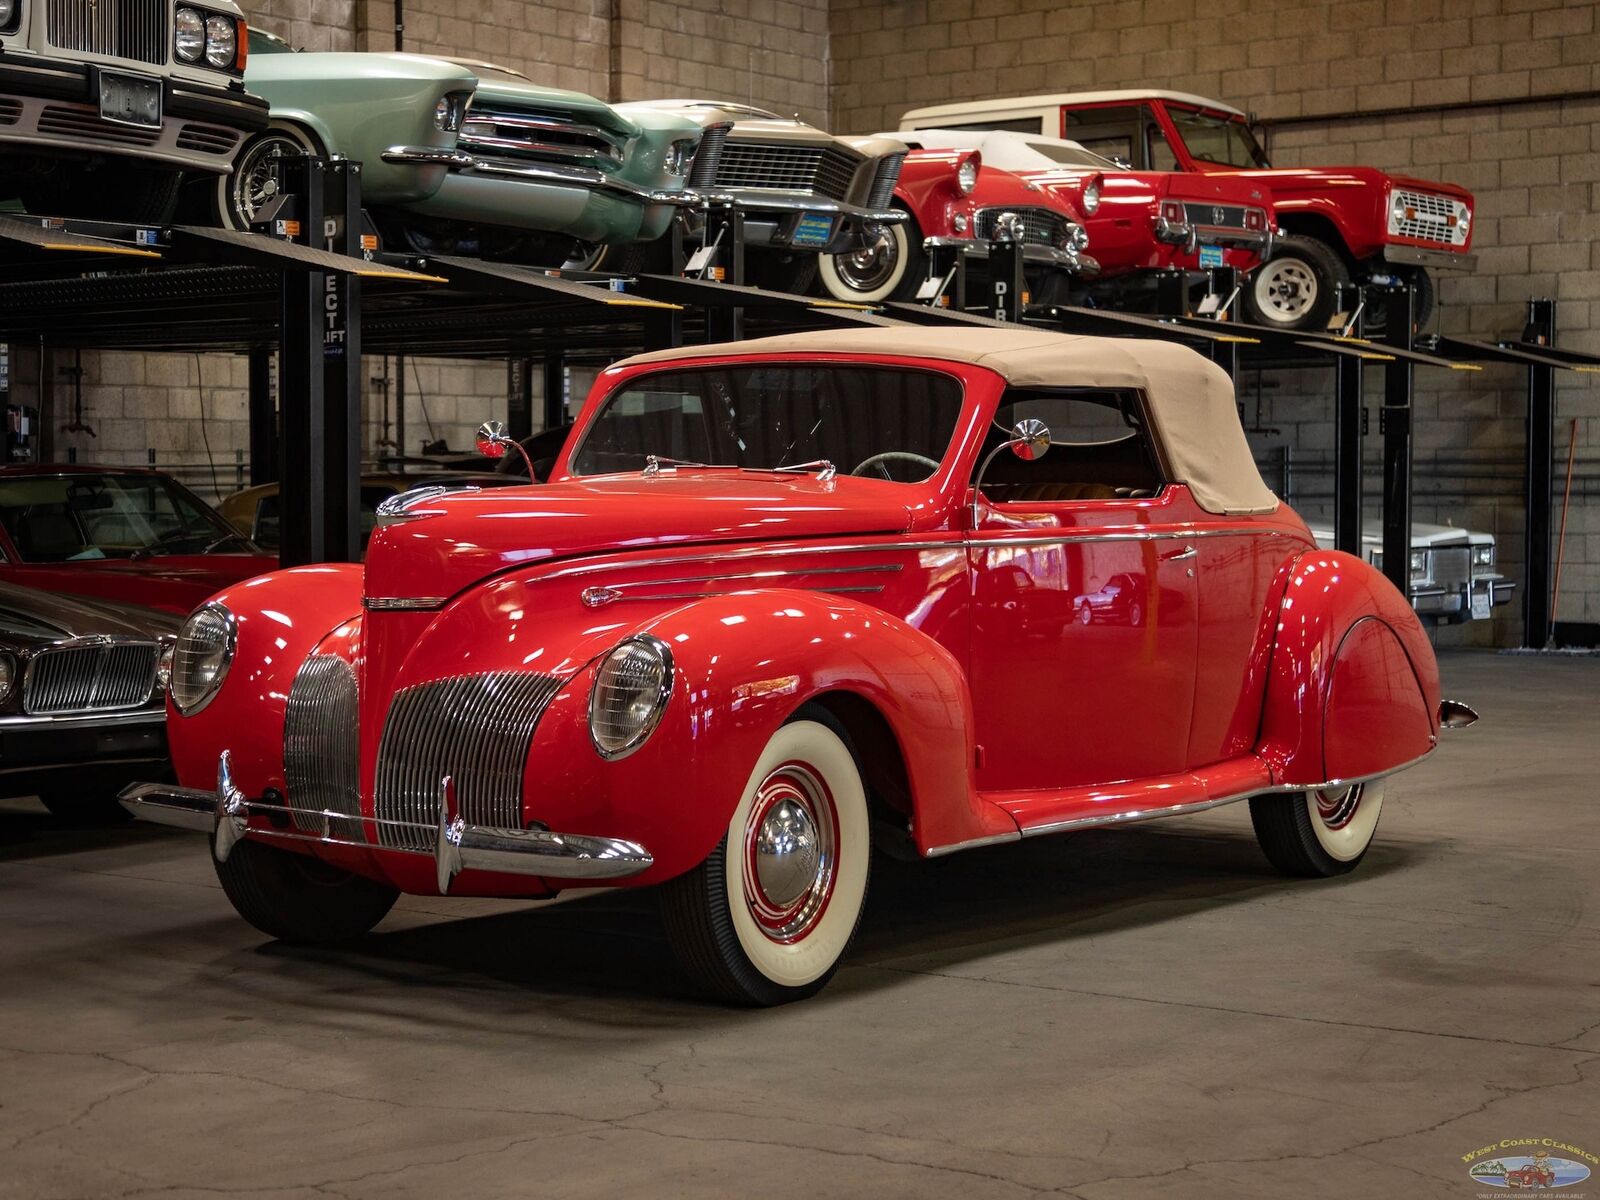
819, 219, 921, 304
661, 707, 871, 1004
1249, 778, 1386, 877
218, 123, 324, 231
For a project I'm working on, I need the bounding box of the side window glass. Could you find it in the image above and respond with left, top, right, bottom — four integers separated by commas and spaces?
1063, 105, 1143, 167
978, 389, 1164, 504
1148, 118, 1179, 171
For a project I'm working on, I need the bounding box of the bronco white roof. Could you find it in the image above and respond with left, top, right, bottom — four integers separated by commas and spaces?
901, 91, 1247, 127
615, 328, 1278, 516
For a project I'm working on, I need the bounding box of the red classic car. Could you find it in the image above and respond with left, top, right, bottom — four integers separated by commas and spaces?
0, 465, 272, 615
901, 91, 1475, 330
124, 328, 1475, 1006
820, 129, 1273, 308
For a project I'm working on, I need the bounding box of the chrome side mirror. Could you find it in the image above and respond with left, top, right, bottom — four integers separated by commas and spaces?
475, 420, 538, 480
971, 419, 1052, 525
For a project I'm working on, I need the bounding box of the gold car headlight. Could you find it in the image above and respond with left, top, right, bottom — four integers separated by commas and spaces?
171, 602, 236, 715
589, 635, 673, 760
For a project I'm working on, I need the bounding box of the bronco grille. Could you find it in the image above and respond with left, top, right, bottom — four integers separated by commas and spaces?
374, 672, 563, 851
974, 206, 1069, 246
458, 108, 627, 167
1388, 189, 1470, 246
1182, 202, 1248, 229
283, 654, 362, 839
24, 641, 160, 715
47, 0, 168, 66
714, 142, 859, 201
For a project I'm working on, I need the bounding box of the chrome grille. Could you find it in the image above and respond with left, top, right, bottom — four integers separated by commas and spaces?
866, 151, 906, 209
46, 0, 168, 65
974, 206, 1069, 246
1388, 189, 1469, 246
1182, 202, 1248, 229
458, 107, 626, 167
689, 124, 729, 189
38, 104, 161, 146
374, 672, 563, 851
24, 641, 160, 715
1430, 546, 1471, 590
714, 142, 860, 200
284, 654, 361, 839
0, 100, 22, 126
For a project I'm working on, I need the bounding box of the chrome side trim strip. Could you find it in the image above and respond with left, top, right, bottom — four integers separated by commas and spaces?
579, 562, 903, 607
0, 708, 164, 730
922, 830, 1023, 859
364, 596, 450, 611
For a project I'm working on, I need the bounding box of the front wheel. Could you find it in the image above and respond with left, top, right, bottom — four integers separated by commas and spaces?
818, 218, 923, 303
214, 837, 399, 943
1241, 235, 1351, 331
1248, 779, 1385, 878
660, 706, 871, 1005
218, 123, 324, 230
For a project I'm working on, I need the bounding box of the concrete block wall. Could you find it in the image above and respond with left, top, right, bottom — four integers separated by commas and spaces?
830, 0, 1600, 641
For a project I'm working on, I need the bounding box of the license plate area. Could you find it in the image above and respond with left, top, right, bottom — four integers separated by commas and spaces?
788, 212, 837, 249
99, 71, 163, 129
1470, 591, 1491, 620
1198, 244, 1225, 269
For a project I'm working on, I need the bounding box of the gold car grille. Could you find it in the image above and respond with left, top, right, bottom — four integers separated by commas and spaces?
373, 672, 564, 852
713, 142, 859, 201
46, 0, 168, 66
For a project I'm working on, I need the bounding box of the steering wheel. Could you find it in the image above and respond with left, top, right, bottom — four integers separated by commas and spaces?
851, 451, 940, 480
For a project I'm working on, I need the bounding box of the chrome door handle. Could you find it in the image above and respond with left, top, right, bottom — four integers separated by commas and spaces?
1164, 544, 1197, 561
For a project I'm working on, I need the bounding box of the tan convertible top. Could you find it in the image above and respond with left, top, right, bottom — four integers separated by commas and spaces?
616, 328, 1279, 515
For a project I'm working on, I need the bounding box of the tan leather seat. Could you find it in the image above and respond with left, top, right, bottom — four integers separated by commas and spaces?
988, 482, 1121, 503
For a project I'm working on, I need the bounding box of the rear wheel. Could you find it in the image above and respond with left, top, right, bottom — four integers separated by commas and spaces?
214, 837, 398, 943
660, 706, 871, 1005
1241, 235, 1350, 331
818, 217, 923, 303
1249, 779, 1385, 877
218, 123, 324, 230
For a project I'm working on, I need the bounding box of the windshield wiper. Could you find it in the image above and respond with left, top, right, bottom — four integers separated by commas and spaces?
766, 459, 837, 481
641, 455, 730, 476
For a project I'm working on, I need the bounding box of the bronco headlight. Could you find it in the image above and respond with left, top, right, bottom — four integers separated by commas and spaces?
589, 635, 673, 759
174, 7, 205, 61
171, 602, 236, 715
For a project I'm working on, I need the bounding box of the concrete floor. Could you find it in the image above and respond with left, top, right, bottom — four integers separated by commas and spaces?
1, 649, 1596, 1199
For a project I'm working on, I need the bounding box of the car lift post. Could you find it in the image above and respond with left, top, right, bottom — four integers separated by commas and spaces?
926, 242, 968, 312
989, 237, 1024, 323
1206, 266, 1238, 378
542, 355, 566, 430
1333, 283, 1364, 556
1154, 269, 1186, 318
507, 358, 534, 442
642, 221, 686, 350
247, 345, 276, 487
277, 155, 327, 568
1523, 297, 1556, 647
1379, 281, 1415, 598
703, 201, 744, 343
321, 158, 362, 564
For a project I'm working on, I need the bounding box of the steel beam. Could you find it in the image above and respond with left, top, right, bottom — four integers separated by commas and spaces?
247, 345, 276, 486
542, 355, 566, 430
1379, 282, 1415, 598
321, 158, 362, 564
1523, 297, 1556, 647
1333, 284, 1364, 556
989, 239, 1024, 323
277, 155, 325, 568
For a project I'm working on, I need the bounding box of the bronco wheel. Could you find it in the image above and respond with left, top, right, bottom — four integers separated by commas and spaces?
1241, 235, 1351, 331
1248, 778, 1386, 878
218, 123, 324, 231
818, 217, 922, 303
660, 705, 871, 1005
214, 837, 399, 943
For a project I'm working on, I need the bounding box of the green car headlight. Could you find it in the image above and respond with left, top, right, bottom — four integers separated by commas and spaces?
434, 92, 468, 132
589, 635, 673, 760
171, 602, 236, 715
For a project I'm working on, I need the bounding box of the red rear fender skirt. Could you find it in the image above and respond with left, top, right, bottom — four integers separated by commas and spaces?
1321, 617, 1436, 783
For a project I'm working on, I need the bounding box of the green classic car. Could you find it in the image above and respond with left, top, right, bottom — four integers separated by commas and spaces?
220, 31, 711, 262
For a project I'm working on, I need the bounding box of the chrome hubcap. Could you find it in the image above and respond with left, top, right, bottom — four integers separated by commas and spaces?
1256, 257, 1317, 321
234, 136, 300, 225
1314, 783, 1363, 831
743, 762, 837, 942
832, 224, 899, 292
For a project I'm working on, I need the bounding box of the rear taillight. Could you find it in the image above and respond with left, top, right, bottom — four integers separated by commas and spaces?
1160, 200, 1183, 223
1245, 208, 1265, 231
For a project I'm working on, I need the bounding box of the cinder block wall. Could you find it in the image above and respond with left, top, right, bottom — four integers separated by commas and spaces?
832, 0, 1600, 641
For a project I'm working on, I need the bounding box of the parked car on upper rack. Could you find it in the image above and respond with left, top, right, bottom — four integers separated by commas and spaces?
219, 31, 710, 265
900, 91, 1475, 331
0, 0, 267, 222
612, 100, 908, 290
1307, 520, 1515, 625
124, 326, 1475, 1007
819, 129, 1273, 307
0, 582, 179, 823
0, 464, 271, 614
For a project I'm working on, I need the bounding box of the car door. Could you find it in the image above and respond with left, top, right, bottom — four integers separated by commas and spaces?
966, 387, 1199, 792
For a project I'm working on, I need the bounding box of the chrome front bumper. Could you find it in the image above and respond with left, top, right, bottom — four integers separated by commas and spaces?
120, 751, 654, 894
1412, 576, 1517, 620
384, 145, 693, 206
1154, 217, 1272, 254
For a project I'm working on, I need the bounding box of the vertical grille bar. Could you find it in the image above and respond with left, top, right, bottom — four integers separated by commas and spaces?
374, 672, 563, 852
47, 0, 168, 66
866, 151, 906, 210
283, 655, 362, 838
22, 641, 160, 715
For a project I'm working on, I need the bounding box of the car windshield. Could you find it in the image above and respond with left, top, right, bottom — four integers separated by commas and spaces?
1167, 108, 1270, 168
0, 473, 246, 563
1021, 140, 1123, 170
571, 365, 965, 483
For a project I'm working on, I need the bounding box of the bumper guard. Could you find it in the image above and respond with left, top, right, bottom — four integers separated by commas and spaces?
119, 750, 654, 894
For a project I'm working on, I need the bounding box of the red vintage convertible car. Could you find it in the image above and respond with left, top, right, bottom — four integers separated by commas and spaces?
124, 328, 1475, 1005
0, 465, 272, 614
821, 130, 1272, 309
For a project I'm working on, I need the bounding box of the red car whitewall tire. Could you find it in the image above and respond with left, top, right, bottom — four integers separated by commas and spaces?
661, 708, 872, 1005
1248, 779, 1385, 878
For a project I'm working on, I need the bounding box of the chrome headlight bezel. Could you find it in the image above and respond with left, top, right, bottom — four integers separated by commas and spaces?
665, 137, 700, 177
0, 0, 19, 34
588, 634, 674, 761
1472, 544, 1494, 568
433, 92, 468, 132
1409, 549, 1431, 583
171, 602, 236, 716
956, 158, 978, 195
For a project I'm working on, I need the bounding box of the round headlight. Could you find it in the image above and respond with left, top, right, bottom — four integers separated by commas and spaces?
589, 635, 673, 759
956, 158, 978, 194
1391, 195, 1408, 224
171, 602, 236, 715
0, 653, 15, 704
1082, 179, 1101, 215
174, 8, 205, 61
204, 16, 237, 68
434, 96, 454, 130
0, 0, 16, 29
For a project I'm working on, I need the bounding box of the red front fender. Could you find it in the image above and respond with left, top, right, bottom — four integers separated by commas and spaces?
1256, 551, 1440, 786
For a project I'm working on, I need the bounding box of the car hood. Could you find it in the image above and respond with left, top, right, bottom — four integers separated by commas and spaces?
364, 474, 919, 605
1198, 164, 1472, 201
1027, 169, 1269, 207
0, 582, 182, 648
6, 555, 275, 616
